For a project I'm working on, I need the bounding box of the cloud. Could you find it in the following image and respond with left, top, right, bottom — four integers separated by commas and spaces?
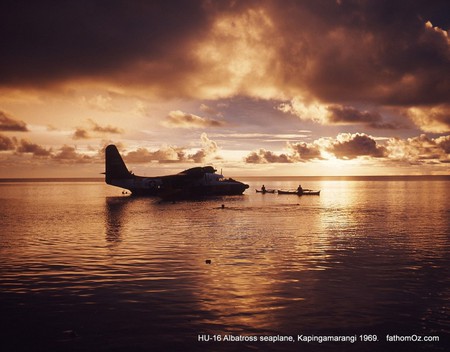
13, 140, 99, 163
125, 146, 186, 163
210, 132, 311, 140
72, 119, 123, 139
16, 140, 52, 157
163, 110, 226, 129
193, 1, 450, 107
406, 105, 450, 133
132, 101, 149, 117
0, 134, 16, 151
1, 1, 449, 135
73, 128, 90, 140
0, 1, 212, 88
329, 133, 387, 159
244, 132, 450, 165
52, 145, 93, 163
200, 103, 221, 116
80, 95, 117, 112
436, 135, 450, 153
189, 132, 220, 162
327, 105, 398, 129
245, 149, 292, 164
287, 142, 323, 161
2, 1, 447, 106
89, 119, 123, 134
272, 2, 450, 105
0, 111, 28, 131
244, 140, 322, 164
192, 6, 281, 99
278, 99, 328, 124
200, 132, 219, 154
245, 133, 387, 163
124, 133, 219, 164
278, 99, 399, 129
5, 133, 219, 166
386, 134, 450, 163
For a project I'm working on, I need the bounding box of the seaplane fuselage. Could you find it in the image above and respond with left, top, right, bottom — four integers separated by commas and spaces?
104, 145, 248, 198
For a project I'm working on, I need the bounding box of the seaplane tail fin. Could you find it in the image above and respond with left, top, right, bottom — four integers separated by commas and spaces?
105, 145, 133, 181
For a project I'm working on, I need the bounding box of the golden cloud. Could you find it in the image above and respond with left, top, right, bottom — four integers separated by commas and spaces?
245, 132, 450, 164
163, 110, 226, 129
1, 1, 449, 134
123, 133, 219, 163
407, 105, 450, 133
0, 111, 28, 131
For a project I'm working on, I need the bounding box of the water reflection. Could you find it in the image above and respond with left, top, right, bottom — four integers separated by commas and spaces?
176, 200, 328, 335
0, 180, 448, 351
105, 196, 129, 245
305, 180, 450, 336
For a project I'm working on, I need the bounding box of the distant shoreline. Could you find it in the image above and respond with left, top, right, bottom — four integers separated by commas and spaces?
1, 175, 449, 182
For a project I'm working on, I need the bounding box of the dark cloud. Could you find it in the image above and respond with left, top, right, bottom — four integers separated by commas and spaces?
189, 150, 207, 163
52, 145, 93, 163
330, 133, 387, 159
245, 149, 292, 164
163, 110, 226, 129
288, 142, 323, 161
2, 1, 447, 103
0, 134, 16, 150
327, 105, 398, 129
16, 139, 52, 157
73, 128, 90, 140
89, 119, 123, 134
13, 140, 97, 163
0, 1, 212, 87
0, 111, 28, 131
270, 0, 450, 106
1, 0, 449, 133
73, 120, 123, 139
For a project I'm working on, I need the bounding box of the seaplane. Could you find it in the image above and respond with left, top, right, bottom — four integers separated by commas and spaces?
104, 144, 249, 198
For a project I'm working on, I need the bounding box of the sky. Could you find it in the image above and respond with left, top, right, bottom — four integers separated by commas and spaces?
0, 0, 449, 177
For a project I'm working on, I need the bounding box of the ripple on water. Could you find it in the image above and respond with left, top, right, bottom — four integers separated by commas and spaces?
0, 180, 449, 350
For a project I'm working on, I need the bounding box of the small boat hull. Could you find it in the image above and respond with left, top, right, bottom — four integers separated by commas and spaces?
256, 189, 276, 194
277, 190, 320, 195
302, 190, 320, 195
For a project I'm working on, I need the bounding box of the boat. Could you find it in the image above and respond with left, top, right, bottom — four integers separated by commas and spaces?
302, 190, 321, 195
256, 189, 276, 194
277, 189, 320, 195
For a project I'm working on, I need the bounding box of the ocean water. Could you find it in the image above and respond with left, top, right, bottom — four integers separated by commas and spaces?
0, 177, 449, 351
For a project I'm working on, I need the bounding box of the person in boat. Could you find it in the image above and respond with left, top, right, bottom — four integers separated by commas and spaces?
261, 185, 266, 192
297, 184, 303, 194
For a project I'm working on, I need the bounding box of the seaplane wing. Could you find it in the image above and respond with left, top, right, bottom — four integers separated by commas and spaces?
104, 145, 248, 198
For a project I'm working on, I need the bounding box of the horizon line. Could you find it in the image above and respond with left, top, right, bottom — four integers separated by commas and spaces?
1, 175, 449, 182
